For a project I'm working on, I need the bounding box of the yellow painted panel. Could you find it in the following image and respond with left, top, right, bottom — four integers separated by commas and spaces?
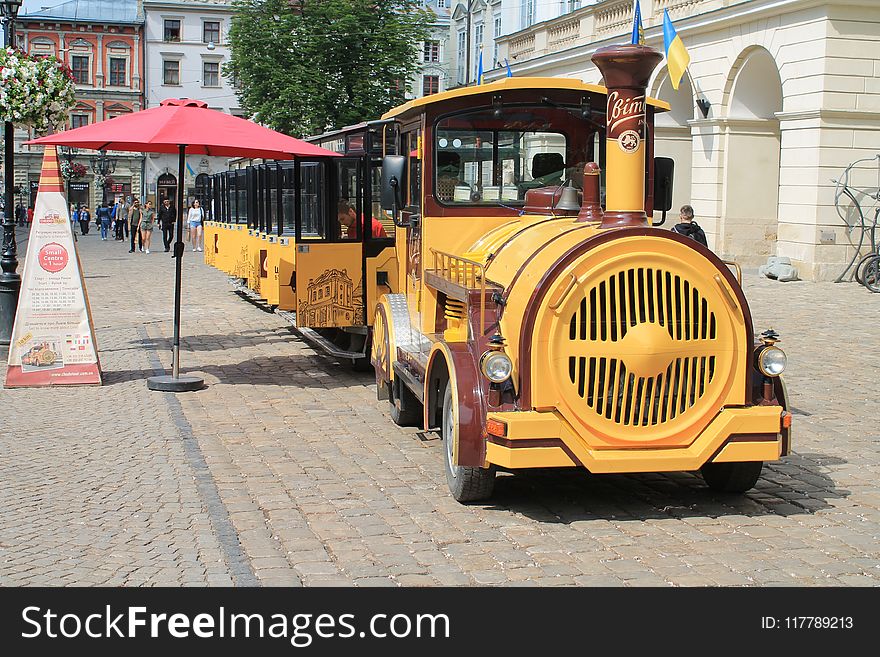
277, 237, 296, 311
296, 242, 364, 327
366, 246, 399, 326
264, 235, 281, 306
712, 441, 781, 463
486, 405, 783, 473
485, 443, 575, 469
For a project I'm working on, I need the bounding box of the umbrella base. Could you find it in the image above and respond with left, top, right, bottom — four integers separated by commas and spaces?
147, 374, 204, 392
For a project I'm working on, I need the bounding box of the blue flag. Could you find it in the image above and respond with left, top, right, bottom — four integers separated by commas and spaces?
504, 58, 513, 78
476, 46, 484, 85
631, 0, 645, 45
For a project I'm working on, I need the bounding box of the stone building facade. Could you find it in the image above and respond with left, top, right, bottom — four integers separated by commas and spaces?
489, 0, 880, 281
16, 0, 145, 211
143, 0, 239, 209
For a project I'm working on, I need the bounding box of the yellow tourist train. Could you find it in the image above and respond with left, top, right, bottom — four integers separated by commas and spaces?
205, 44, 791, 502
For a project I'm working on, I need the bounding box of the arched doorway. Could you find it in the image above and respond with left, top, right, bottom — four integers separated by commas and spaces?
720, 47, 783, 264
652, 69, 694, 222
157, 173, 177, 204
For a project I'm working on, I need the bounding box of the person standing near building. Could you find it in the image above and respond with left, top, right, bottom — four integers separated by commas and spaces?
15, 202, 25, 227
128, 199, 143, 253
158, 198, 176, 252
111, 196, 127, 241
96, 202, 112, 240
187, 199, 204, 252
671, 204, 708, 248
138, 200, 156, 254
26, 206, 33, 228
71, 204, 80, 234
79, 205, 91, 235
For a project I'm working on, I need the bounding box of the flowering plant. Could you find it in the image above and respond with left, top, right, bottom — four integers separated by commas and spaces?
0, 47, 77, 133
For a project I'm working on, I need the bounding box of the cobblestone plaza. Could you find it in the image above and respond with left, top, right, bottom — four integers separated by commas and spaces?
1, 227, 878, 587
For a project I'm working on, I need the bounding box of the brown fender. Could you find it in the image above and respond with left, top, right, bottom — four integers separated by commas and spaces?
426, 343, 487, 468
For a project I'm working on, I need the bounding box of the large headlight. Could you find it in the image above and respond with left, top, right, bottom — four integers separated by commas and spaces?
758, 346, 786, 376
481, 351, 512, 383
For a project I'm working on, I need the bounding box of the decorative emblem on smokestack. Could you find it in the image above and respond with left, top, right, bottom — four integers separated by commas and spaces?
591, 44, 662, 229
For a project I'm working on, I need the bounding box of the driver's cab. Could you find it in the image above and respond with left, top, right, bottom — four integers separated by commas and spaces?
379, 78, 669, 337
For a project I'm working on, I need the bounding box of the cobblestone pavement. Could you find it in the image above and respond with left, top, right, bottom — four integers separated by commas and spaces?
2, 225, 879, 587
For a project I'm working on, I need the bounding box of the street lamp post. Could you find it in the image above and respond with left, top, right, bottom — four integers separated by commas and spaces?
59, 145, 78, 207
90, 150, 117, 205
0, 0, 23, 347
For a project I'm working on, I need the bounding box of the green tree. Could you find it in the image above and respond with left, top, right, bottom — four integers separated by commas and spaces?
226, 0, 432, 137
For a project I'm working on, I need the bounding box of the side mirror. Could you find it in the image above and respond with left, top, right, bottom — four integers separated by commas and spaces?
380, 155, 408, 226
653, 157, 674, 226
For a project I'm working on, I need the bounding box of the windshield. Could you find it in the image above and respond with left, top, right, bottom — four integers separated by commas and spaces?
434, 106, 597, 206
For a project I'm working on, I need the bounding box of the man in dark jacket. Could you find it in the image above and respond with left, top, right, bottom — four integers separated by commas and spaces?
671, 204, 708, 248
158, 198, 177, 252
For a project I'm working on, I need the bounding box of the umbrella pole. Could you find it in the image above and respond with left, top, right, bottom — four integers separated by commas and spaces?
147, 144, 204, 392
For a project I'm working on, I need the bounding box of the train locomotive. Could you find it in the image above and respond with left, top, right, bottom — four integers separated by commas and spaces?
206, 44, 791, 502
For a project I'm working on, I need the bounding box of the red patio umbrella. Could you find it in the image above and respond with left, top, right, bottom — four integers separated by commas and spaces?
28, 98, 340, 392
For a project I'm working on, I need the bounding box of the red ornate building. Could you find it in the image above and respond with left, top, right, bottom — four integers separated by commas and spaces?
14, 0, 145, 210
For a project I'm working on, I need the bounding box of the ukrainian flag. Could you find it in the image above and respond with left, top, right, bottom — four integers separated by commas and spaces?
631, 0, 644, 46
476, 45, 484, 85
663, 10, 690, 90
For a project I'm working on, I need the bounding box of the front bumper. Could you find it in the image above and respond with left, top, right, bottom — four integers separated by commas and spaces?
484, 405, 786, 472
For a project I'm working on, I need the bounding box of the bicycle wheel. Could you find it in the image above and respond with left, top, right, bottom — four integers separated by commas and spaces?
864, 255, 880, 293
854, 252, 878, 286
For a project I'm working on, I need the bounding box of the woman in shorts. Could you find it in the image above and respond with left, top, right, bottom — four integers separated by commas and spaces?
138, 200, 156, 254
187, 199, 204, 252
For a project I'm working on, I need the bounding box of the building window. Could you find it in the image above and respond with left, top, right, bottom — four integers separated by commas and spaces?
521, 0, 535, 28
164, 19, 181, 42
109, 57, 126, 86
422, 75, 439, 96
474, 23, 483, 75
437, 0, 448, 7
423, 40, 439, 63
568, 0, 580, 11
71, 55, 89, 84
456, 29, 466, 84
203, 21, 220, 44
163, 60, 180, 85
203, 61, 220, 87
71, 114, 89, 129
494, 14, 502, 64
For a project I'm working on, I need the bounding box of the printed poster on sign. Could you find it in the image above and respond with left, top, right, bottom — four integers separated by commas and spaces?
5, 147, 102, 387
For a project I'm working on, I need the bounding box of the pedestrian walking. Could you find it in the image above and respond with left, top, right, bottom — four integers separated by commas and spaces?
111, 196, 127, 241
671, 204, 708, 248
15, 202, 25, 227
71, 205, 80, 234
128, 199, 144, 253
79, 205, 91, 235
96, 202, 112, 240
187, 199, 204, 252
158, 198, 176, 252
138, 200, 156, 254
27, 206, 33, 227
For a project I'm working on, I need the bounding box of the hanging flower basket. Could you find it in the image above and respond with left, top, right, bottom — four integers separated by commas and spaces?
0, 47, 76, 133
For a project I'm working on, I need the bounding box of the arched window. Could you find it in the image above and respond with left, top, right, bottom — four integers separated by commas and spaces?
157, 173, 177, 204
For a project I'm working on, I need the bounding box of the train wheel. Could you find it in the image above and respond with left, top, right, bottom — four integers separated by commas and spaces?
390, 377, 421, 427
700, 461, 763, 493
442, 381, 495, 502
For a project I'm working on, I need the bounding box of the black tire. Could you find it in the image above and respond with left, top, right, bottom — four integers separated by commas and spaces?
863, 256, 880, 293
854, 252, 878, 286
701, 461, 763, 493
389, 377, 422, 427
442, 381, 495, 502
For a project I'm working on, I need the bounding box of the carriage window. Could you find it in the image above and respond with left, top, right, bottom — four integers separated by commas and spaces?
435, 106, 590, 206
299, 162, 325, 237
406, 129, 421, 209
336, 159, 361, 240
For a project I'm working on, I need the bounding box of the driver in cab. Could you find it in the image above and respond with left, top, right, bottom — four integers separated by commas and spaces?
338, 200, 388, 239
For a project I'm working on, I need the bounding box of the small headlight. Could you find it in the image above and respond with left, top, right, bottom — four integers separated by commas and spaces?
758, 346, 786, 376
481, 351, 512, 383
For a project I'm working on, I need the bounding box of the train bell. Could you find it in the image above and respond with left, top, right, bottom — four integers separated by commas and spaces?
554, 185, 581, 212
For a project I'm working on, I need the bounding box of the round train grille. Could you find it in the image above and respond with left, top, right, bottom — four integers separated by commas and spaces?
557, 265, 728, 435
